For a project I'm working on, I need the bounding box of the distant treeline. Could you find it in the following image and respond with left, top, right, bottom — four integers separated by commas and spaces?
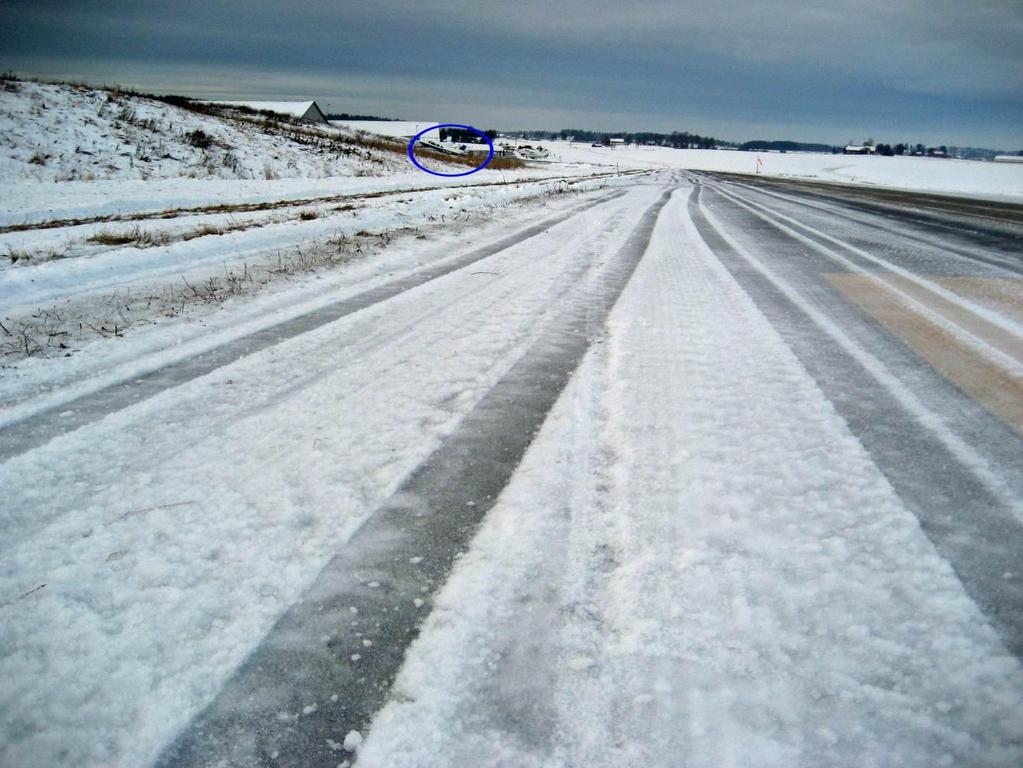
945, 146, 1018, 160
736, 140, 999, 157
850, 143, 1006, 159
509, 129, 727, 149
839, 142, 1012, 160
740, 140, 837, 153
325, 113, 1017, 159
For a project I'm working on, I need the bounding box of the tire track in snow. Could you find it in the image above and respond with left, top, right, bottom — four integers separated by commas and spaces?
708, 181, 1023, 337
154, 187, 674, 768
704, 179, 1023, 433
709, 176, 1023, 276
689, 185, 1023, 658
0, 191, 626, 461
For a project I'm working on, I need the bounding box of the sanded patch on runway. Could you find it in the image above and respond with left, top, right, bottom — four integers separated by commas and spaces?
826, 272, 1023, 434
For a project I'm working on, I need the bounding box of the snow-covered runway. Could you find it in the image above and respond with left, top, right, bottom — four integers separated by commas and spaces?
356, 182, 1023, 768
1, 175, 1021, 767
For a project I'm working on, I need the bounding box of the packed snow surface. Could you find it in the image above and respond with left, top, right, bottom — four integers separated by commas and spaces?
358, 188, 1023, 767
0, 187, 649, 767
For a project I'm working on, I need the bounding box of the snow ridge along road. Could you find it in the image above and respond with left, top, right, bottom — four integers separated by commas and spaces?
154, 187, 673, 768
3, 172, 1022, 767
0, 190, 626, 460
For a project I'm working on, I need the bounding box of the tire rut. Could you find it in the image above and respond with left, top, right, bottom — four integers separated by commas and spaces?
0, 191, 626, 461
154, 187, 674, 768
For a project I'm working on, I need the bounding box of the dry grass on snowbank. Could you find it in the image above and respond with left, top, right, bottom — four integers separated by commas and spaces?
157, 93, 526, 172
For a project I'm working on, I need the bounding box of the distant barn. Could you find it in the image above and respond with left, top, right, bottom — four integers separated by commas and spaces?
843, 145, 875, 155
205, 100, 329, 124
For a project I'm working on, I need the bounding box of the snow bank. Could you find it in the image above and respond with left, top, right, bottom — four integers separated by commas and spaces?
0, 80, 405, 184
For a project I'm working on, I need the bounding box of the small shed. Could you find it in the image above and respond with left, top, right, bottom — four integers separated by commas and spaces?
206, 100, 329, 124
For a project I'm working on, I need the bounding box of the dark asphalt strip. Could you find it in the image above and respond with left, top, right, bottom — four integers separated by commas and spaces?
688, 185, 1023, 659
700, 171, 1023, 229
708, 178, 1023, 283
697, 173, 1023, 268
713, 178, 1023, 277
0, 190, 626, 462
154, 188, 673, 768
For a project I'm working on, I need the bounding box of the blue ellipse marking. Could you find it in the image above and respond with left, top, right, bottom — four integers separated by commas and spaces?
408, 124, 494, 177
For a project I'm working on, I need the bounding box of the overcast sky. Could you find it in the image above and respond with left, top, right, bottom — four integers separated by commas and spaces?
2, 0, 1021, 147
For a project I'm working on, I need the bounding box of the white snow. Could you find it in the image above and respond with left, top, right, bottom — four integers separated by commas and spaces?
541, 141, 1023, 200
0, 187, 652, 768
202, 100, 322, 119
0, 81, 401, 184
330, 120, 441, 138
357, 187, 1023, 767
0, 82, 586, 228
343, 730, 363, 752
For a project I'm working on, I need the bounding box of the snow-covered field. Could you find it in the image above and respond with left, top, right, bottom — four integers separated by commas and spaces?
330, 120, 440, 138
331, 118, 1023, 200
537, 142, 1023, 200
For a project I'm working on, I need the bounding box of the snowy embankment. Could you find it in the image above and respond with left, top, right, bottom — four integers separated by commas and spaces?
542, 142, 1023, 200
357, 187, 1023, 767
0, 171, 570, 229
0, 77, 634, 370
0, 80, 575, 227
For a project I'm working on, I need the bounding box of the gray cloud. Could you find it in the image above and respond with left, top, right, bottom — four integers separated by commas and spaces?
2, 0, 1021, 146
